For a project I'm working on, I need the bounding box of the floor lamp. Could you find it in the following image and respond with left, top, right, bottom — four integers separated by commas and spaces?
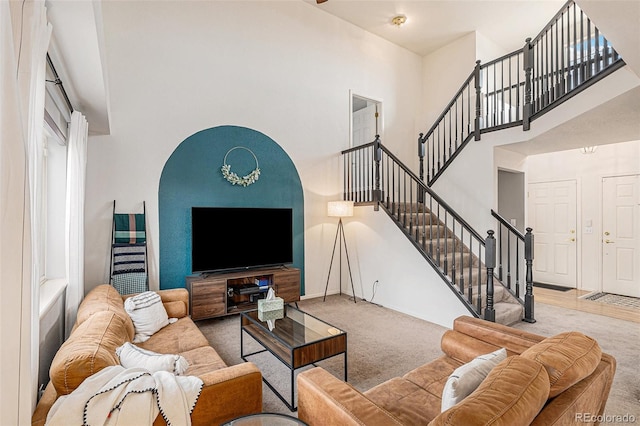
323, 200, 357, 303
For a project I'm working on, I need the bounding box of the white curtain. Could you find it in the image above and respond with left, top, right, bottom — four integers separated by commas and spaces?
1, 0, 51, 422
65, 110, 88, 338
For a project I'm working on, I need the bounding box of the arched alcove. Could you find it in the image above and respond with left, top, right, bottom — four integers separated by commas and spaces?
158, 125, 305, 292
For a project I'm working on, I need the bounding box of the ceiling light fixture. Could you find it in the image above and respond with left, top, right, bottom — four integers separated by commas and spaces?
391, 15, 407, 27
580, 146, 597, 154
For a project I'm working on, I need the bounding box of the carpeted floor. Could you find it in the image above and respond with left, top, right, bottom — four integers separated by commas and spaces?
196, 294, 640, 419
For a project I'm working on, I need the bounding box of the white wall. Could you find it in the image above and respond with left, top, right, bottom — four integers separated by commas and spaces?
84, 1, 422, 300
338, 206, 471, 328
421, 32, 477, 136
527, 140, 640, 291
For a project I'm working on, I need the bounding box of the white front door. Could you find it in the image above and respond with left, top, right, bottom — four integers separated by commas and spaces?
602, 175, 640, 297
528, 180, 577, 287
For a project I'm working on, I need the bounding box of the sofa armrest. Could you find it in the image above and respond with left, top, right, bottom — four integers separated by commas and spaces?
188, 362, 263, 426
297, 368, 403, 426
442, 316, 545, 363
122, 288, 190, 318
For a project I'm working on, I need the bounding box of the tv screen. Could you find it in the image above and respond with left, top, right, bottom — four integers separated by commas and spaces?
191, 207, 293, 273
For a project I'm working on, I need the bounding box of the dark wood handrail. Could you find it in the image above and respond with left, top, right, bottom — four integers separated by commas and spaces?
491, 209, 525, 240
378, 143, 486, 244
481, 48, 524, 68
422, 72, 475, 139
531, 0, 574, 44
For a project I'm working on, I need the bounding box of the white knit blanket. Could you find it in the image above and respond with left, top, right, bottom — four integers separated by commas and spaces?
46, 365, 203, 426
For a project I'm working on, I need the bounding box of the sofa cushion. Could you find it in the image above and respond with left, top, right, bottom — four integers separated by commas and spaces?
137, 317, 210, 355
75, 284, 135, 340
429, 356, 550, 426
366, 377, 443, 424
403, 355, 461, 396
50, 310, 130, 395
521, 331, 602, 398
181, 346, 228, 377
440, 348, 507, 411
116, 342, 189, 375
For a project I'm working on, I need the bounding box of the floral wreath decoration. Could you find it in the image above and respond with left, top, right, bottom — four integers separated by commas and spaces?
221, 146, 261, 187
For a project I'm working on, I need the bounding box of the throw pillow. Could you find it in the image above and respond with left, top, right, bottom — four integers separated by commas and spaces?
441, 348, 508, 411
116, 342, 189, 375
521, 331, 602, 397
124, 291, 177, 343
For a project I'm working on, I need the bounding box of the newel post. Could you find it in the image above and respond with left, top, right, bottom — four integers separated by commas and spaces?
523, 227, 536, 323
373, 135, 382, 211
523, 38, 534, 131
474, 60, 482, 141
484, 230, 496, 322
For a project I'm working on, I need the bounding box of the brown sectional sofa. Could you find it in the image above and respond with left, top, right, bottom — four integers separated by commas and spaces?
298, 316, 616, 425
32, 284, 262, 426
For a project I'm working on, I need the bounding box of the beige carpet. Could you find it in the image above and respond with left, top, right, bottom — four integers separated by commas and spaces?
197, 294, 639, 419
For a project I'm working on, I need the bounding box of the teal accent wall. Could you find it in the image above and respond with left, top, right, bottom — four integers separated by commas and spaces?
159, 126, 305, 292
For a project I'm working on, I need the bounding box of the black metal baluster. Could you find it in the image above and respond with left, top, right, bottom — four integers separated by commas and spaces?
474, 60, 482, 140
476, 242, 482, 314
498, 224, 503, 280
443, 212, 448, 275
459, 227, 465, 295
515, 237, 520, 298
451, 219, 456, 285
573, 4, 578, 88
429, 195, 434, 257
507, 229, 512, 290
516, 53, 521, 121
587, 17, 592, 80
436, 203, 441, 267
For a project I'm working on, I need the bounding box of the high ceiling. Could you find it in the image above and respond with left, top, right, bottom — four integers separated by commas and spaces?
303, 0, 566, 56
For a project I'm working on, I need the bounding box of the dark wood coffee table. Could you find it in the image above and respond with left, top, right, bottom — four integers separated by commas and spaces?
240, 305, 347, 411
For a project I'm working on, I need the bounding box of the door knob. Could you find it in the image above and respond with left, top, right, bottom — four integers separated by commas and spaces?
604, 239, 615, 244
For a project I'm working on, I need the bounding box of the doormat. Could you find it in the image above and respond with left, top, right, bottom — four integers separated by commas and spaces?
533, 282, 572, 292
581, 292, 640, 309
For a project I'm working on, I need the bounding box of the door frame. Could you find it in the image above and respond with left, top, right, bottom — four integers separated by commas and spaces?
349, 90, 383, 148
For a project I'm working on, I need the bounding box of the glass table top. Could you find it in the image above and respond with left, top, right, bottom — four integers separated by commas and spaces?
241, 305, 344, 349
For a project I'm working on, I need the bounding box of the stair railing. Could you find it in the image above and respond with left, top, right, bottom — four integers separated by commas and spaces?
344, 137, 490, 317
420, 0, 624, 185
524, 0, 624, 127
343, 137, 537, 322
491, 210, 536, 322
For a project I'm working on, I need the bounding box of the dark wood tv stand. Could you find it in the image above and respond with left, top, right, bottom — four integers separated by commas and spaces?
186, 266, 300, 321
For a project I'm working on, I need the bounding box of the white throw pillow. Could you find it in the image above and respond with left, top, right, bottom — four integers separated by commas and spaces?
124, 291, 177, 343
116, 342, 189, 375
441, 348, 508, 411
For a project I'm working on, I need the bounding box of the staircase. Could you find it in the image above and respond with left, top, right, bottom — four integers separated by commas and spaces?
339, 1, 625, 325
419, 0, 624, 186
342, 140, 532, 325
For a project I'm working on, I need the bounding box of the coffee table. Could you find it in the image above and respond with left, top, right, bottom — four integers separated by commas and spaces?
240, 305, 347, 411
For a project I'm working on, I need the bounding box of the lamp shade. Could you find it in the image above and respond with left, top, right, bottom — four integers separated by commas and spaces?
327, 200, 354, 218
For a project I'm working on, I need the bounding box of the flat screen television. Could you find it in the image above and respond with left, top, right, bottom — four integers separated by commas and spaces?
191, 207, 293, 273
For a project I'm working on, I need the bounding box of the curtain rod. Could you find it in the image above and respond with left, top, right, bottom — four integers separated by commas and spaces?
46, 53, 74, 114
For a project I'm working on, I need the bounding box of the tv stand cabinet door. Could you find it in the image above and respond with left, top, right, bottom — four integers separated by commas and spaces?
190, 278, 226, 320
274, 268, 301, 303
